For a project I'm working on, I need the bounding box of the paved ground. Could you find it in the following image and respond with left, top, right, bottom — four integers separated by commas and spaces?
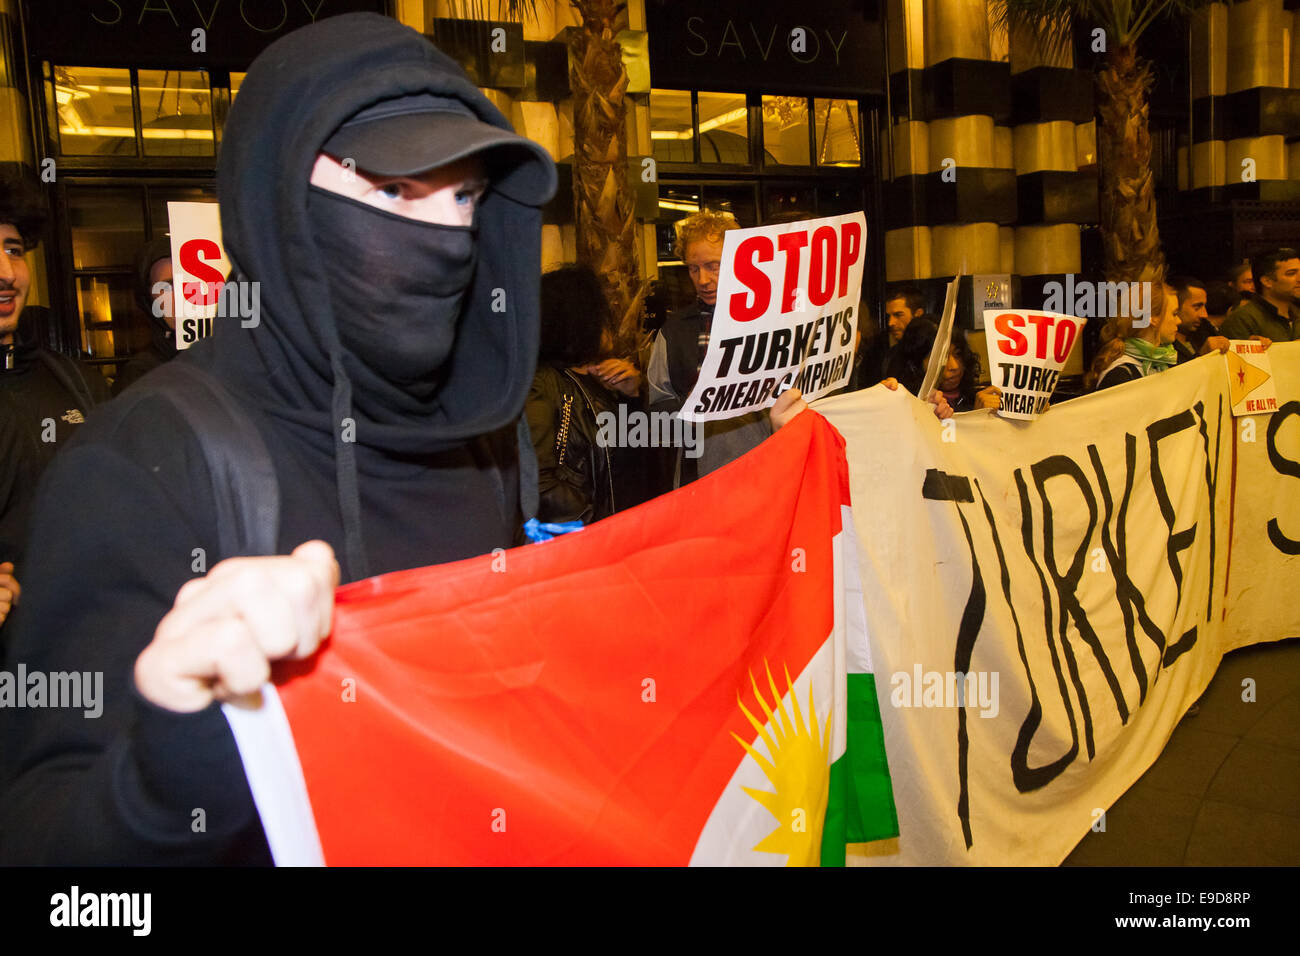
1064, 637, 1300, 866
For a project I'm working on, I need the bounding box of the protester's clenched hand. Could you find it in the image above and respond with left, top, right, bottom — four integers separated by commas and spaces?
770, 387, 809, 430
880, 377, 899, 390
0, 562, 19, 627
927, 391, 954, 420
974, 385, 1002, 410
1204, 336, 1231, 354
135, 541, 339, 713
1250, 335, 1273, 350
586, 358, 642, 397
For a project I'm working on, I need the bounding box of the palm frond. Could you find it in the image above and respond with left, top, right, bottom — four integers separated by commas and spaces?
993, 0, 1212, 55
990, 0, 1078, 68
443, 1, 544, 24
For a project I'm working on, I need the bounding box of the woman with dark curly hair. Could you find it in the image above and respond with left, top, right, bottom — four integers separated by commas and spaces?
936, 332, 1002, 412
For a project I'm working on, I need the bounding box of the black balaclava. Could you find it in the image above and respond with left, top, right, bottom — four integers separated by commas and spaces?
207, 13, 556, 580
305, 187, 476, 391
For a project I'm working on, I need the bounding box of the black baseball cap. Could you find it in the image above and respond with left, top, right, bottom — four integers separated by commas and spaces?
321, 93, 557, 206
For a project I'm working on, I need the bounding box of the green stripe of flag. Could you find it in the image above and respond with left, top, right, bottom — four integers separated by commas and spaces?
820, 673, 899, 866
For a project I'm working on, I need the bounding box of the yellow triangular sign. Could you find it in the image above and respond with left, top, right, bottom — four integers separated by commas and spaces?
1226, 349, 1271, 407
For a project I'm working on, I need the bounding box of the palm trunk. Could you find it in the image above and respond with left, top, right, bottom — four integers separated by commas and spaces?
569, 0, 644, 355
1095, 43, 1165, 285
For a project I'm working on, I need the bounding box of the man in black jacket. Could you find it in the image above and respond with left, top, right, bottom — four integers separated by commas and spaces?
859, 285, 925, 388
1169, 276, 1230, 365
0, 173, 109, 630
0, 13, 555, 864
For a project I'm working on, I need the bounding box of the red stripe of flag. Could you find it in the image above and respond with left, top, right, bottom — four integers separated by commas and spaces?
274, 411, 849, 864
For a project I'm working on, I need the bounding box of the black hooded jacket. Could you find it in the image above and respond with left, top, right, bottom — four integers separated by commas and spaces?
0, 316, 110, 568
0, 14, 553, 864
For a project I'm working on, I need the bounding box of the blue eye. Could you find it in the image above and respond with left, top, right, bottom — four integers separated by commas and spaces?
378, 183, 403, 200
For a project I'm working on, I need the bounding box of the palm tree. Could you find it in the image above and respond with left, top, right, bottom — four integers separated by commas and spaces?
566, 0, 645, 354
996, 0, 1209, 285
460, 1, 644, 353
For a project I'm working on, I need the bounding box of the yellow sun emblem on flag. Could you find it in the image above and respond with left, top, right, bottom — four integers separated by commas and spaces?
731, 660, 832, 866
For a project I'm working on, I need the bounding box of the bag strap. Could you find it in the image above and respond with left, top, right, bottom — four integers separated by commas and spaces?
554, 389, 575, 466
123, 362, 281, 558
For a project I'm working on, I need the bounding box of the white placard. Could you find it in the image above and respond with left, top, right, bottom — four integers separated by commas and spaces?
680, 212, 867, 422
984, 308, 1086, 420
1225, 339, 1278, 416
167, 201, 231, 350
916, 275, 960, 399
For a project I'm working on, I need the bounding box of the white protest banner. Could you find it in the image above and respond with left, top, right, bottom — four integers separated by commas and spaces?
680, 212, 867, 422
1225, 339, 1278, 416
167, 201, 232, 350
984, 308, 1085, 420
814, 344, 1300, 865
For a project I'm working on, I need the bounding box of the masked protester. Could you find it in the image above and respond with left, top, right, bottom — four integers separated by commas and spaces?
0, 13, 555, 864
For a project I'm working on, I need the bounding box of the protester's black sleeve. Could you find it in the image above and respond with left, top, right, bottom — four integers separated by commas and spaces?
1185, 321, 1212, 355
0, 411, 33, 566
0, 399, 270, 864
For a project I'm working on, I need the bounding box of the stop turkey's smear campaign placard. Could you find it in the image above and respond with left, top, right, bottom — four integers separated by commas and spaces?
984, 309, 1085, 420
681, 212, 867, 422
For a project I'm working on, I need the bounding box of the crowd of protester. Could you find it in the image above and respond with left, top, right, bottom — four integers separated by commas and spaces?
5, 176, 1296, 645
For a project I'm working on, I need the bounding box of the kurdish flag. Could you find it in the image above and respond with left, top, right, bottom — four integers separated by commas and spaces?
223, 411, 897, 865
